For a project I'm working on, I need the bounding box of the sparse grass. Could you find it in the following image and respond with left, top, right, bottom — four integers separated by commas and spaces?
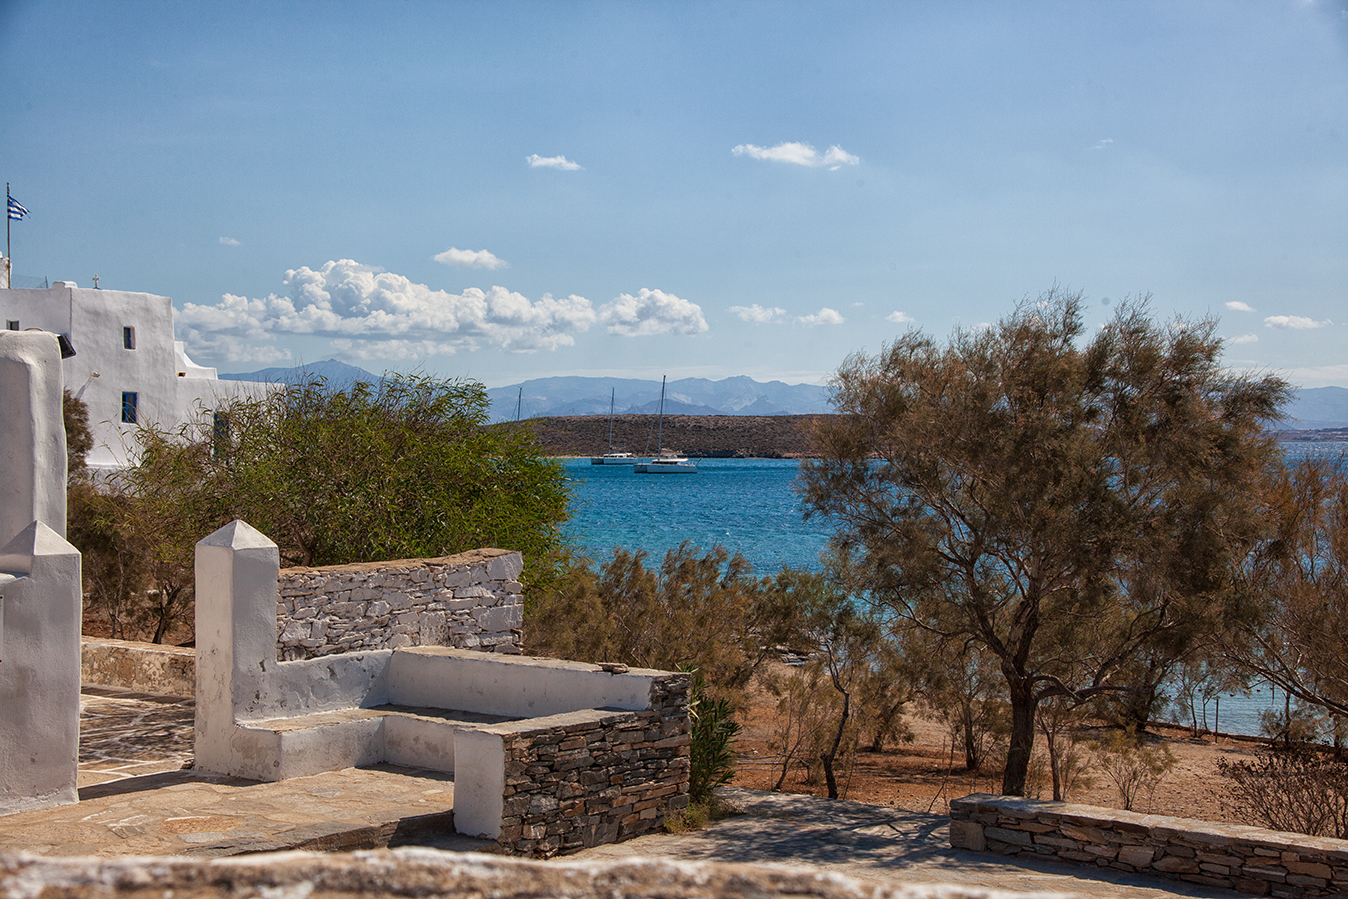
663, 795, 741, 834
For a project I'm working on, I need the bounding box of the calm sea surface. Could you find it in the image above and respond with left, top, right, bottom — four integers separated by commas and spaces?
560, 443, 1347, 737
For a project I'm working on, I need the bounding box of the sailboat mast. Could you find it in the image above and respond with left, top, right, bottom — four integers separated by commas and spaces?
607, 388, 615, 453
656, 375, 665, 453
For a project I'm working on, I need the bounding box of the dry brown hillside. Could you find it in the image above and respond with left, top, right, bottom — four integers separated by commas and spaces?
516, 414, 831, 458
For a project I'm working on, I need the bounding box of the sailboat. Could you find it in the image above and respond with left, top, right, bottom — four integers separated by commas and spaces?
634, 376, 697, 474
590, 388, 637, 465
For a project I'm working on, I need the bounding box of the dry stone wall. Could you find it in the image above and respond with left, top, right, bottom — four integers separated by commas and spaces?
276, 548, 524, 661
498, 672, 691, 856
950, 793, 1348, 898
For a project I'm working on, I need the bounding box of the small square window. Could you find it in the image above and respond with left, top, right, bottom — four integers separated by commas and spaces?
123, 326, 136, 349
212, 411, 231, 461
121, 391, 138, 424
5, 320, 17, 331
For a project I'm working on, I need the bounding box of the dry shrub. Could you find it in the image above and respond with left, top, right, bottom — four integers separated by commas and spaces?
1219, 749, 1348, 838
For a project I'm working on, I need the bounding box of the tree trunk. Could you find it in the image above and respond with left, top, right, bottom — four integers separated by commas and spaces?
822, 690, 850, 800
1002, 678, 1037, 796
961, 700, 979, 771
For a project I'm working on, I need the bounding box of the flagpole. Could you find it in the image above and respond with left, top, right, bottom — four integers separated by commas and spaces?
6, 183, 11, 289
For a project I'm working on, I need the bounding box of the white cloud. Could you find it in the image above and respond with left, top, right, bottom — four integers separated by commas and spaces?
1264, 315, 1331, 330
1229, 334, 1258, 345
887, 311, 915, 324
433, 247, 508, 270
730, 304, 786, 324
218, 236, 241, 246
1091, 138, 1113, 150
176, 259, 596, 361
732, 142, 860, 170
1225, 301, 1255, 312
599, 289, 708, 337
798, 308, 845, 326
527, 154, 582, 171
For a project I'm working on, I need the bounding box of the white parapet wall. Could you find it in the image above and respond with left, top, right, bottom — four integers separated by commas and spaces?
192, 519, 692, 854
194, 520, 394, 781
0, 522, 83, 816
0, 331, 67, 543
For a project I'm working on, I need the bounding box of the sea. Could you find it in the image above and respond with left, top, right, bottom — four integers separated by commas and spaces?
560, 441, 1347, 738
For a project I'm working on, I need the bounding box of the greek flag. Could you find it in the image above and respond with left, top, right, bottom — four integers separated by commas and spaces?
7, 196, 28, 220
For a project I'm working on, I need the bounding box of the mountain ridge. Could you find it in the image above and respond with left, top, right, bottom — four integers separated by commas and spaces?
218, 363, 1348, 428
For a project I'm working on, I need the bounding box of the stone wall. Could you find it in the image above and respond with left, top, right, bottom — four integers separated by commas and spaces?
81, 638, 195, 697
950, 793, 1348, 898
275, 548, 524, 661
0, 848, 1078, 899
498, 672, 691, 856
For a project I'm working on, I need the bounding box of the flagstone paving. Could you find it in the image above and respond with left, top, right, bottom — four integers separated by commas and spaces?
0, 686, 1242, 897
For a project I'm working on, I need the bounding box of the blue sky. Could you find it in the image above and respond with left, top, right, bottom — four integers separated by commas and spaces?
3, 1, 1346, 388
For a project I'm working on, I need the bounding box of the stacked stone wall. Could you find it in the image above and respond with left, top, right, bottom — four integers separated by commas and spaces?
950, 794, 1348, 897
498, 672, 691, 856
275, 548, 523, 661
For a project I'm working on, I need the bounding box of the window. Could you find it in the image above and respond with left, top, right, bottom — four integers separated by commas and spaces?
121, 392, 138, 424
212, 411, 231, 461
122, 326, 135, 349
5, 320, 17, 331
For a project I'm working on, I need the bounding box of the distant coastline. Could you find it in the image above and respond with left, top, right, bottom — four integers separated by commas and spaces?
516, 414, 824, 459
515, 414, 1347, 459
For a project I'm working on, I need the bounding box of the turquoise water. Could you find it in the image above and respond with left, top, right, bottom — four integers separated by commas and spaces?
561, 444, 1346, 737
561, 458, 833, 575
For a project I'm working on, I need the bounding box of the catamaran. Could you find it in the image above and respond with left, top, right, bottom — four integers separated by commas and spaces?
634, 376, 697, 474
590, 388, 638, 464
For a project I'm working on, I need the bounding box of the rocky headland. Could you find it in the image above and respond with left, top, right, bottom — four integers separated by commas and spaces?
517, 414, 827, 459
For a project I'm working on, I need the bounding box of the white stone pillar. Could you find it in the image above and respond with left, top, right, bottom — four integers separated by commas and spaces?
0, 522, 82, 815
193, 520, 281, 777
0, 332, 67, 543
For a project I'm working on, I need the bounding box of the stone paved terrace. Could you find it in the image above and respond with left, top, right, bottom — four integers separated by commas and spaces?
0, 685, 1251, 897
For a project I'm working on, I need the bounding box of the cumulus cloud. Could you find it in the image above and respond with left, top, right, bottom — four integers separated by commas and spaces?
730, 304, 787, 323
799, 308, 845, 326
1091, 138, 1113, 150
527, 154, 582, 170
1264, 315, 1331, 330
433, 247, 508, 270
599, 289, 708, 337
887, 311, 915, 324
1230, 334, 1258, 345
732, 142, 860, 170
219, 236, 241, 246
176, 259, 596, 362
1225, 301, 1255, 312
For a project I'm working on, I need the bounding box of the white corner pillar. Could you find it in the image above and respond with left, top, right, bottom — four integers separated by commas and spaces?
0, 332, 67, 543
453, 729, 506, 840
0, 522, 83, 815
193, 520, 282, 778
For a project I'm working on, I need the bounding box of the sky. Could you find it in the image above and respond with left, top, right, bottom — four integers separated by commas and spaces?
2, 1, 1346, 389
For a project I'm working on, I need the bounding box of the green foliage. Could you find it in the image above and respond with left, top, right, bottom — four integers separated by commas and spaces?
1224, 454, 1348, 722
526, 543, 795, 699
689, 674, 741, 804
139, 373, 572, 570
802, 289, 1289, 796
62, 390, 93, 483
68, 374, 569, 643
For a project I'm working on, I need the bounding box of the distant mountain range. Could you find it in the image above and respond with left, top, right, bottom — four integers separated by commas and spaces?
220, 361, 1348, 429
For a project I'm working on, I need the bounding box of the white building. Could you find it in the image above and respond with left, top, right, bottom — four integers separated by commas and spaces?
1, 281, 272, 469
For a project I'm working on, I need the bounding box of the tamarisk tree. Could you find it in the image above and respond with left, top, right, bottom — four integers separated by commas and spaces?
801, 289, 1287, 795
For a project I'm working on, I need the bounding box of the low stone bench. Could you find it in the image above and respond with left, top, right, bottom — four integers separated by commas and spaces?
193, 522, 690, 856
950, 793, 1348, 898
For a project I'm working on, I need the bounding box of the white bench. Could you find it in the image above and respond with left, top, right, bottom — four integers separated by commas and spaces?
193, 521, 678, 842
